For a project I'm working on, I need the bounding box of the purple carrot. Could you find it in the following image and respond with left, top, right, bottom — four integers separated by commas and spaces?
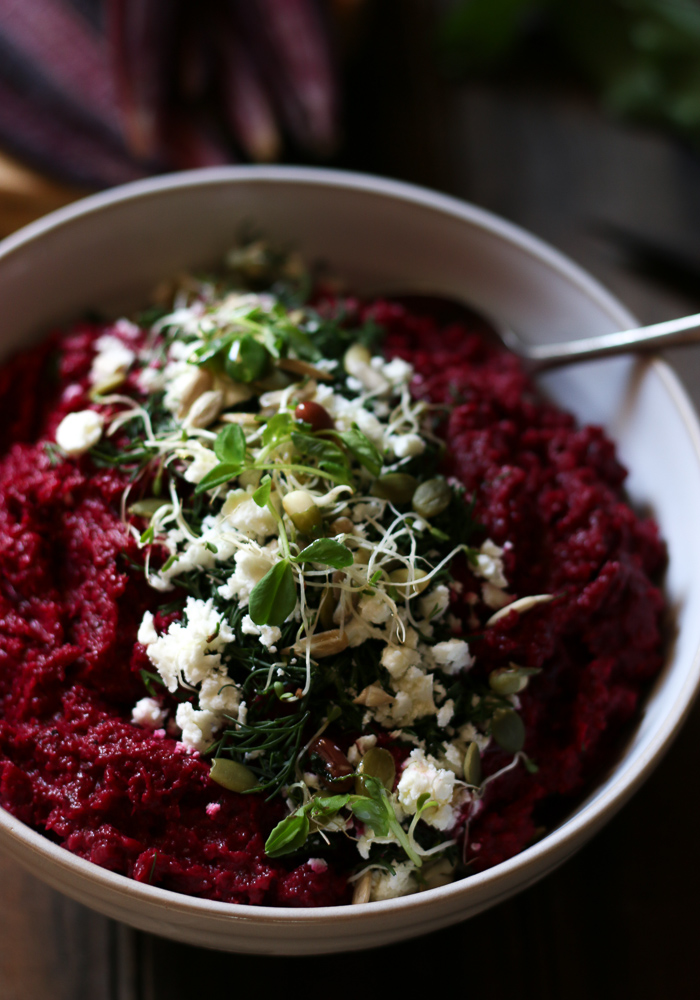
0, 75, 145, 187
231, 0, 339, 156
107, 0, 181, 161
159, 109, 233, 171
0, 0, 121, 134
177, 10, 213, 104
215, 10, 282, 162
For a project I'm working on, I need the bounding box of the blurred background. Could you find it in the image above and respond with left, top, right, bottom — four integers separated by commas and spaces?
2, 2, 700, 998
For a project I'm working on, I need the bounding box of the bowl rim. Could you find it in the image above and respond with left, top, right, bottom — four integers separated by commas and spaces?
1, 164, 699, 924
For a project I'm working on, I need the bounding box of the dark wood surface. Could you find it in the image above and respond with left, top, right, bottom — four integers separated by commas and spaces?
3, 17, 700, 998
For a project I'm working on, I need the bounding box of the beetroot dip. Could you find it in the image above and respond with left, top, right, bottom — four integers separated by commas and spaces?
0, 298, 666, 907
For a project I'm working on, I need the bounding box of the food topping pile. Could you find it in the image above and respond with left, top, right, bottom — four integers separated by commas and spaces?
0, 244, 666, 906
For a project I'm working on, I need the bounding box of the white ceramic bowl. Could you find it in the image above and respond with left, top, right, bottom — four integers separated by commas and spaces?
0, 167, 699, 954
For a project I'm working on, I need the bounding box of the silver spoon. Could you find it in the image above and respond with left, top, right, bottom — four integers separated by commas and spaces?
500, 311, 700, 373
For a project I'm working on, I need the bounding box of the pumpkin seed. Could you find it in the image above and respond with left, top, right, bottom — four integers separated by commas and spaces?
411, 478, 452, 519
371, 473, 418, 505
128, 498, 167, 518
489, 665, 540, 696
491, 708, 525, 754
463, 741, 482, 786
355, 747, 396, 795
210, 758, 258, 793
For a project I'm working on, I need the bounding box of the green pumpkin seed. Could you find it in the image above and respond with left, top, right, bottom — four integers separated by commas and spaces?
411, 478, 452, 519
463, 741, 482, 786
210, 758, 258, 793
355, 747, 396, 795
89, 373, 127, 399
128, 498, 167, 518
491, 708, 525, 754
371, 473, 418, 505
489, 665, 540, 696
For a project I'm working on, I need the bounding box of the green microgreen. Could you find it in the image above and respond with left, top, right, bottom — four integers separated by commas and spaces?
248, 560, 297, 626
264, 774, 436, 868
330, 427, 383, 478
214, 424, 247, 465
294, 538, 354, 569
252, 474, 272, 507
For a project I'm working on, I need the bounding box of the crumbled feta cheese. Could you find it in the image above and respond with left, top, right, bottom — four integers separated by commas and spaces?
90, 334, 135, 385
175, 703, 218, 751
351, 499, 385, 523
307, 858, 328, 873
370, 861, 419, 901
384, 666, 436, 727
431, 639, 474, 675
358, 593, 392, 625
437, 699, 455, 728
146, 597, 234, 692
474, 539, 508, 588
356, 734, 378, 754
241, 614, 282, 650
183, 444, 220, 485
458, 722, 491, 753
418, 585, 451, 621
206, 802, 221, 817
438, 741, 465, 776
380, 356, 414, 386
131, 697, 166, 729
137, 611, 158, 646
218, 547, 279, 605
347, 733, 378, 765
221, 490, 278, 542
397, 749, 458, 830
481, 581, 511, 610
55, 410, 104, 456
198, 674, 241, 715
353, 407, 385, 445
388, 433, 426, 459
381, 644, 421, 679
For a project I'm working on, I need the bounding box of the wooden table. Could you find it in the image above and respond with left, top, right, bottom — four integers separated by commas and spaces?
2, 64, 700, 999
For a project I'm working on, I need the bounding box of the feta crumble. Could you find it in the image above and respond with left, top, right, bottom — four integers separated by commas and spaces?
397, 749, 460, 831
55, 410, 104, 456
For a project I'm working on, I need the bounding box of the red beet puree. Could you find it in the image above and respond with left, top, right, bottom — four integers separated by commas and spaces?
0, 303, 665, 905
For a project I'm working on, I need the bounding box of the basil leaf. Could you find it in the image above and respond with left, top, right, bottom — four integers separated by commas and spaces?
264, 812, 310, 857
336, 427, 383, 478
214, 424, 246, 465
248, 560, 297, 626
194, 462, 241, 494
295, 538, 354, 569
225, 334, 269, 383
252, 475, 271, 508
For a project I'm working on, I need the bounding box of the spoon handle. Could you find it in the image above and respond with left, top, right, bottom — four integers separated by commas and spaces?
509, 311, 700, 371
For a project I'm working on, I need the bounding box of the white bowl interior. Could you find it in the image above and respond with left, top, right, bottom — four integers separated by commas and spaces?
0, 167, 699, 954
